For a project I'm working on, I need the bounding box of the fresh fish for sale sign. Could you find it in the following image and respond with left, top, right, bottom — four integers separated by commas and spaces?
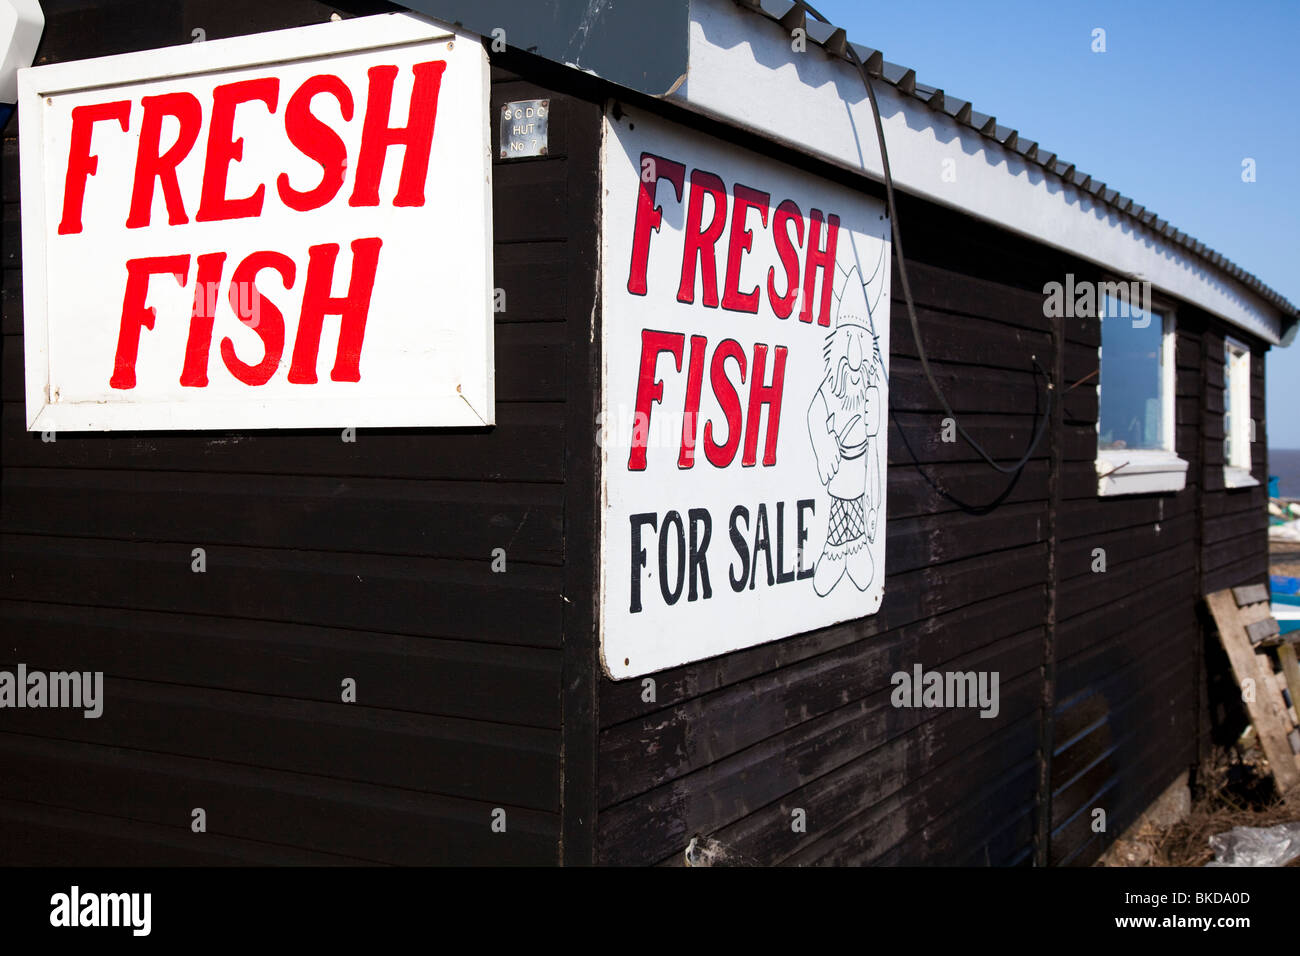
19, 14, 493, 431
599, 107, 892, 679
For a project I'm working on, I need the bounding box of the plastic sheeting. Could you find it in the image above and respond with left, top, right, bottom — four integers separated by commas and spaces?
1205, 823, 1300, 867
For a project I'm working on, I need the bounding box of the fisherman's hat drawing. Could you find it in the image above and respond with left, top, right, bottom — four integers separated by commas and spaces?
833, 265, 873, 332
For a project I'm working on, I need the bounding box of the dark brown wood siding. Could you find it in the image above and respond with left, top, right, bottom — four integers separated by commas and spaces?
1046, 292, 1207, 866
596, 192, 1065, 866
0, 0, 601, 864
1189, 310, 1270, 768
1197, 316, 1270, 595
0, 0, 1275, 868
592, 154, 1272, 865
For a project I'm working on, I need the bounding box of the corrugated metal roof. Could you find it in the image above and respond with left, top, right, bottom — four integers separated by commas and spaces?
739, 0, 1300, 327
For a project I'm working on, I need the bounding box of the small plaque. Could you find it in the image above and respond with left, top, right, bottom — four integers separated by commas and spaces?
500, 99, 549, 158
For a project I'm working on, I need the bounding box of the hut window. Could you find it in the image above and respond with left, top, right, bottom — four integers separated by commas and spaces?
1223, 339, 1258, 488
1095, 296, 1187, 496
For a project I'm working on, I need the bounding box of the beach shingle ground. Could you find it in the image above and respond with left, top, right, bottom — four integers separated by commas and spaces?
1271, 540, 1300, 578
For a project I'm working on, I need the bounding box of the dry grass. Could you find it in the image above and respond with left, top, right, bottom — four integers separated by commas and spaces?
1156, 795, 1299, 868
1101, 749, 1300, 867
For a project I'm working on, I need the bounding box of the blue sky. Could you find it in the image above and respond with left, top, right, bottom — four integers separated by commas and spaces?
814, 0, 1300, 447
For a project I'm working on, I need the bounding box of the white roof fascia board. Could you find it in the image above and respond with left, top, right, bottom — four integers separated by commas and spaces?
670, 0, 1284, 345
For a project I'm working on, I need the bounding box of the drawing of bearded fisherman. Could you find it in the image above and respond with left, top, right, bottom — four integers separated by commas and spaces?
806, 268, 884, 596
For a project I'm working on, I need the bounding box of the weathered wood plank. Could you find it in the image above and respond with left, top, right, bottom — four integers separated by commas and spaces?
1246, 617, 1281, 645
1233, 584, 1270, 607
631, 667, 1042, 867
1279, 644, 1300, 740
598, 565, 1047, 730
887, 459, 1050, 518
0, 732, 559, 865
1, 468, 564, 565
887, 258, 1052, 333
1057, 549, 1195, 626
599, 619, 1042, 810
817, 734, 1038, 866
2, 400, 566, 482
888, 414, 1050, 468
890, 358, 1049, 416
3, 533, 563, 646
1237, 600, 1275, 629
1058, 512, 1195, 582
1, 599, 561, 727
882, 763, 1037, 866
0, 677, 561, 810
1204, 555, 1270, 598
1205, 534, 1269, 573
1054, 738, 1191, 866
1057, 572, 1188, 661
1052, 660, 1192, 805
772, 687, 1041, 867
885, 503, 1046, 575
0, 798, 360, 866
1205, 590, 1300, 793
891, 305, 1053, 372
1056, 603, 1198, 702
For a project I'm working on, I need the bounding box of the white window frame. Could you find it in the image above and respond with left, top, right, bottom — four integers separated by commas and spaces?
1223, 337, 1258, 488
1096, 303, 1188, 496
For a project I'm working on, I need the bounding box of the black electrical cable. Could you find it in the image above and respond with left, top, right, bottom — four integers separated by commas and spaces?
789, 0, 1053, 478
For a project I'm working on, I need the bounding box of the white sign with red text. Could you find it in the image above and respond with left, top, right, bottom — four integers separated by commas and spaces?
19, 13, 492, 431
600, 107, 892, 679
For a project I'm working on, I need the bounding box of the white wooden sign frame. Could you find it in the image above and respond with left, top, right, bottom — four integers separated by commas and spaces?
599, 106, 892, 679
19, 12, 493, 431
